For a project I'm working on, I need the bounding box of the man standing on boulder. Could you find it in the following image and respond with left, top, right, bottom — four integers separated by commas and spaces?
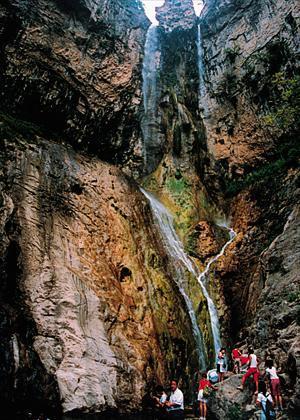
238, 346, 259, 394
164, 380, 184, 419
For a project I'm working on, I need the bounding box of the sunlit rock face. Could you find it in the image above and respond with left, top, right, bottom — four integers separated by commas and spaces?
0, 0, 149, 172
156, 0, 197, 32
0, 132, 199, 414
201, 0, 299, 177
198, 0, 300, 329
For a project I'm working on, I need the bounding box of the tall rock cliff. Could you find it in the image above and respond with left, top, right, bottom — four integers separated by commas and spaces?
0, 130, 200, 415
199, 0, 300, 415
0, 0, 148, 172
0, 0, 299, 417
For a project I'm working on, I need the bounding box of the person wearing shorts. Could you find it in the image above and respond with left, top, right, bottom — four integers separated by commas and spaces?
265, 359, 283, 411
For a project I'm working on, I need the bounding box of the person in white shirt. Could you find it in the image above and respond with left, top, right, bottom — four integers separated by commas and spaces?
237, 346, 259, 394
256, 380, 275, 420
265, 359, 283, 410
164, 380, 184, 419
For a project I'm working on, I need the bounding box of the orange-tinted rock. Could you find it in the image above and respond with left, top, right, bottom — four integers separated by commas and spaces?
0, 135, 199, 414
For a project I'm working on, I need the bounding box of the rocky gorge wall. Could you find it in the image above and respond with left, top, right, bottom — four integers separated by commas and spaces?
0, 0, 299, 417
0, 0, 148, 173
199, 0, 300, 415
199, 0, 300, 338
0, 128, 200, 415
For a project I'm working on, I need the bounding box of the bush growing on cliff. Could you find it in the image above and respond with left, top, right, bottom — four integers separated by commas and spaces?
225, 159, 287, 196
213, 72, 239, 106
263, 72, 300, 131
224, 45, 240, 64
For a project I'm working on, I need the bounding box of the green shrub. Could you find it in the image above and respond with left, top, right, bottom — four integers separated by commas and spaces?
287, 292, 300, 303
224, 45, 240, 64
263, 73, 300, 130
225, 159, 287, 197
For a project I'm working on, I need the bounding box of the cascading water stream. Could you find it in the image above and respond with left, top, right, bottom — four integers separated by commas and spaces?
141, 189, 236, 362
196, 22, 208, 117
197, 23, 206, 99
199, 224, 236, 286
197, 224, 236, 355
141, 188, 207, 369
141, 24, 160, 169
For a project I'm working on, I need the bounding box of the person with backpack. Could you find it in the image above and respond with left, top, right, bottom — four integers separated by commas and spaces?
198, 372, 218, 420
265, 360, 283, 411
256, 381, 276, 419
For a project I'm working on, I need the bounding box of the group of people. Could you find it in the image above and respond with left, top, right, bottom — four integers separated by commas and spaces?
200, 345, 283, 419
152, 345, 284, 420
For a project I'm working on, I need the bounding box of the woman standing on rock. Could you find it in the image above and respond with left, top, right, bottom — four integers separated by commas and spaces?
216, 348, 227, 382
265, 359, 283, 411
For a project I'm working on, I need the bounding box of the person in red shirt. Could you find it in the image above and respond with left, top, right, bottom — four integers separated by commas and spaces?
232, 347, 242, 373
197, 372, 218, 420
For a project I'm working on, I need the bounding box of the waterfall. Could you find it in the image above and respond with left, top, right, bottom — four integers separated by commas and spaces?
141, 188, 207, 369
197, 224, 236, 355
12, 334, 20, 373
199, 224, 236, 286
141, 189, 236, 362
141, 24, 160, 172
196, 23, 208, 116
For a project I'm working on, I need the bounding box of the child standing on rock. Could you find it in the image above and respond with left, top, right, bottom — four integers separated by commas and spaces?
256, 381, 276, 420
198, 372, 218, 420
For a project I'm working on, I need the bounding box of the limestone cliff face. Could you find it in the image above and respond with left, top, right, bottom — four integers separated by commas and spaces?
0, 0, 148, 172
0, 129, 199, 414
201, 0, 299, 177
156, 0, 197, 32
0, 0, 299, 416
198, 0, 300, 414
249, 207, 300, 412
199, 0, 300, 334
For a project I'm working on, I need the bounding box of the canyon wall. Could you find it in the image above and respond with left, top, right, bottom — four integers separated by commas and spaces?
0, 0, 148, 172
200, 0, 300, 414
0, 0, 299, 417
0, 130, 200, 415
